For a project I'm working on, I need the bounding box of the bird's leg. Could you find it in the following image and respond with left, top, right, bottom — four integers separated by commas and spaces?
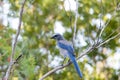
61, 57, 66, 66
55, 57, 66, 67
67, 59, 71, 63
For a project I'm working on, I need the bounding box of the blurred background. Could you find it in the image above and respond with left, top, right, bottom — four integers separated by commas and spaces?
0, 0, 120, 80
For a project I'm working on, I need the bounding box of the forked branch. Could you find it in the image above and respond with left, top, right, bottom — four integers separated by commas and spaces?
4, 0, 26, 80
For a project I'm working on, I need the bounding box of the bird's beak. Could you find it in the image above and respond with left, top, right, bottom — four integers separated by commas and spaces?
51, 36, 55, 39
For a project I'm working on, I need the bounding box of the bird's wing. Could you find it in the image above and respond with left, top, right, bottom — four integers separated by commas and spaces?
58, 40, 75, 56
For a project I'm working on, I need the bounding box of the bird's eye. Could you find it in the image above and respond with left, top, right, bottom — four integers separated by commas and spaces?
54, 35, 57, 37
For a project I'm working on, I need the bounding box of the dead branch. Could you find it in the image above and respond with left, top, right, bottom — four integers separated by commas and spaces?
73, 0, 79, 43
4, 0, 26, 80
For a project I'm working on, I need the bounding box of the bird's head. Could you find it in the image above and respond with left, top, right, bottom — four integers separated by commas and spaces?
51, 33, 64, 41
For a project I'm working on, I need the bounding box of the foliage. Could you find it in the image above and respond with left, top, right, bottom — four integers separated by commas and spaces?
0, 0, 120, 80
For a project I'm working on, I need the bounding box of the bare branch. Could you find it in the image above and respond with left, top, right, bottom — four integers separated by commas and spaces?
39, 63, 71, 80
98, 14, 115, 42
96, 32, 120, 48
73, 0, 79, 43
39, 32, 120, 80
4, 0, 26, 79
78, 32, 120, 59
97, 1, 117, 43
116, 1, 120, 11
96, 0, 103, 44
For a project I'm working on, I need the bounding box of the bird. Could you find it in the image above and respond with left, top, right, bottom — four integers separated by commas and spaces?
51, 33, 82, 78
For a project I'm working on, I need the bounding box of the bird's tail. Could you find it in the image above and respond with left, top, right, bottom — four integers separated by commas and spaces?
69, 54, 82, 78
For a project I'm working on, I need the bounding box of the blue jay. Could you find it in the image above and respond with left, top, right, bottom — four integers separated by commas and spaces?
51, 33, 82, 78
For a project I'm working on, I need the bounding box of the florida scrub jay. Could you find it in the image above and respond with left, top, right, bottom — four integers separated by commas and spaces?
51, 33, 82, 78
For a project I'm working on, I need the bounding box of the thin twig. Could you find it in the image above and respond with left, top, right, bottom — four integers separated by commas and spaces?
78, 32, 120, 59
97, 0, 117, 44
116, 0, 120, 11
97, 8, 118, 44
73, 0, 79, 43
96, 32, 120, 48
4, 0, 26, 80
96, 0, 103, 44
99, 18, 111, 39
14, 54, 23, 64
39, 32, 120, 80
104, 27, 120, 41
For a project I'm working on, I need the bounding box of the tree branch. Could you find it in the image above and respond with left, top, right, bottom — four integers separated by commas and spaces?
96, 32, 120, 48
39, 32, 120, 80
78, 32, 120, 59
4, 0, 26, 80
96, 0, 117, 44
73, 0, 79, 43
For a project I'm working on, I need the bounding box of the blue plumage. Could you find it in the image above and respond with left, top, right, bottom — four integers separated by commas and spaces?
51, 33, 82, 78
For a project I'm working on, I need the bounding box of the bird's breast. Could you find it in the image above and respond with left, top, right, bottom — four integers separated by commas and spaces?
59, 47, 68, 57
